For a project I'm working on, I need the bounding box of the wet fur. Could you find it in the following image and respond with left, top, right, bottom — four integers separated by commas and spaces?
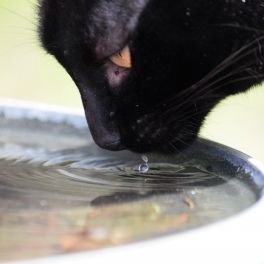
39, 0, 264, 153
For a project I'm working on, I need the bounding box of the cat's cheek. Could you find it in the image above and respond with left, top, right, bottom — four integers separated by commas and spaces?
105, 64, 130, 90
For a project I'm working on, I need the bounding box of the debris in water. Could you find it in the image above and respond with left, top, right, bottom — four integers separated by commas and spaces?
184, 197, 195, 210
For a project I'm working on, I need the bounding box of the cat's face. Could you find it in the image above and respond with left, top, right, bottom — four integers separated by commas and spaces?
39, 0, 264, 153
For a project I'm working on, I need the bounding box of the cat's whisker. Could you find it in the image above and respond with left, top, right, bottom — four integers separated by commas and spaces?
149, 59, 258, 127
170, 74, 264, 124
182, 121, 201, 131
141, 94, 215, 134
199, 67, 264, 99
219, 23, 264, 34
156, 51, 262, 122
150, 91, 221, 127
200, 35, 264, 79
15, 44, 40, 53
0, 5, 38, 27
178, 44, 263, 100
188, 61, 258, 100
157, 35, 264, 112
168, 142, 183, 155
26, 0, 39, 8
168, 142, 188, 157
245, 67, 263, 80
181, 128, 197, 136
168, 108, 209, 126
144, 87, 222, 133
183, 73, 264, 117
1, 26, 37, 35
160, 69, 258, 126
170, 136, 194, 149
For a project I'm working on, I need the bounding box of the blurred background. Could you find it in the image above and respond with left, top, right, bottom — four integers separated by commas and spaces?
1, 0, 264, 162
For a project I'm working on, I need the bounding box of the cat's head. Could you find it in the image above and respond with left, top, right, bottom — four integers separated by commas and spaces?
39, 0, 264, 153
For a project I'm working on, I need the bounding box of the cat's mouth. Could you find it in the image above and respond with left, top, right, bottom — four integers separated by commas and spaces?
89, 108, 198, 153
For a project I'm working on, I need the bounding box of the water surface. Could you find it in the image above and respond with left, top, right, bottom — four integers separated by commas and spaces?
0, 107, 260, 261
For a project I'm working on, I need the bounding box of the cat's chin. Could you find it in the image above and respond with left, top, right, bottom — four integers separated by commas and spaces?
91, 132, 196, 154
118, 134, 198, 154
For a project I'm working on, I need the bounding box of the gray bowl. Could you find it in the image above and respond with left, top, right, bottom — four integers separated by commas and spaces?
0, 99, 264, 264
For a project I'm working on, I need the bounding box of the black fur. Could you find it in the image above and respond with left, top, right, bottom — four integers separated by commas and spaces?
39, 0, 264, 153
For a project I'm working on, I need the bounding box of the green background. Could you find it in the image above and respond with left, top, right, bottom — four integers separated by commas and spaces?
1, 0, 264, 162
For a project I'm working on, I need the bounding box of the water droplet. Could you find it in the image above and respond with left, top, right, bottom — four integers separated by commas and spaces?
138, 163, 149, 173
191, 190, 197, 196
137, 155, 149, 173
40, 200, 48, 207
142, 155, 149, 163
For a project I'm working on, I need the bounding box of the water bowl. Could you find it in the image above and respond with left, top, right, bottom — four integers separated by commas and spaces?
0, 100, 264, 264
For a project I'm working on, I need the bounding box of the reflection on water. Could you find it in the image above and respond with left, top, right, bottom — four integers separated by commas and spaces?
0, 109, 260, 261
0, 142, 257, 261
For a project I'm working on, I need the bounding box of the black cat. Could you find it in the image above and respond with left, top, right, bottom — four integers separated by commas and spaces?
39, 0, 264, 153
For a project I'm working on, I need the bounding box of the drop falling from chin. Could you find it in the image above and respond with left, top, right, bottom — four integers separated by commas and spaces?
137, 155, 149, 173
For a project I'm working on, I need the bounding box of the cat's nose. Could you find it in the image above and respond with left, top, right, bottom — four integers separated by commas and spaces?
87, 121, 125, 151
79, 90, 125, 151
73, 76, 126, 151
87, 118, 125, 151
95, 133, 125, 151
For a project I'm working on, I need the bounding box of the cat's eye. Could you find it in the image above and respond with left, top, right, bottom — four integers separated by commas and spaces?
110, 45, 132, 68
